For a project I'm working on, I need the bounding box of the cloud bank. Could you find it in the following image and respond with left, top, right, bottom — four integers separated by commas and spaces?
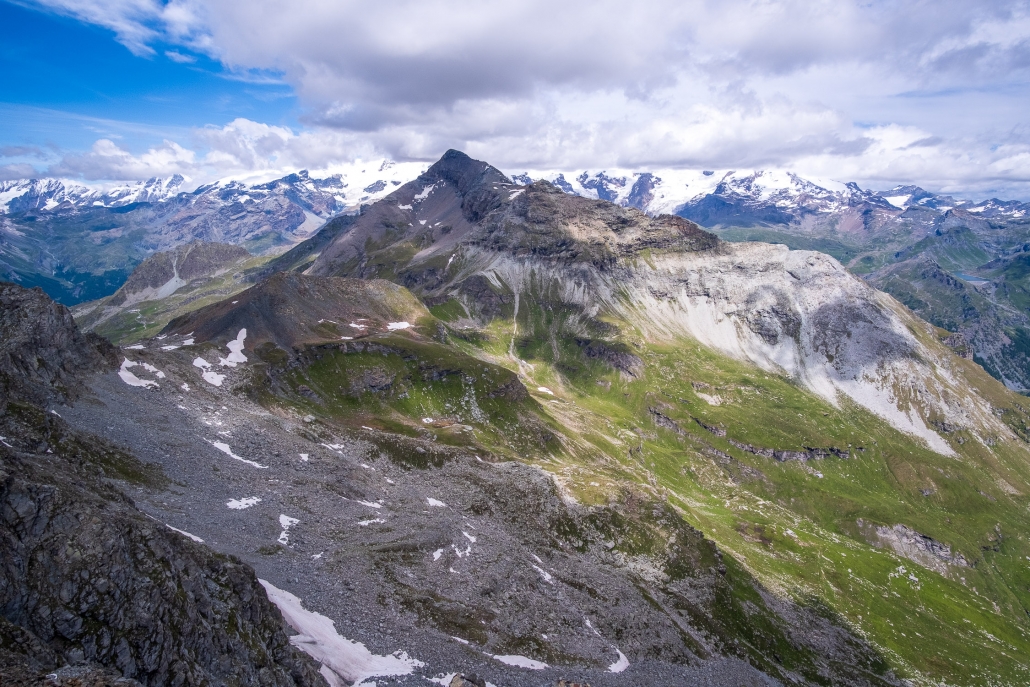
10, 0, 1030, 197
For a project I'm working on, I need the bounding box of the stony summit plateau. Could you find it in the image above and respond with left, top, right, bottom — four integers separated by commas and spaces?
2, 151, 1030, 686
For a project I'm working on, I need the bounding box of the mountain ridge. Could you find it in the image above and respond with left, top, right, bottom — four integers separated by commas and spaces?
38, 149, 1030, 685
306, 151, 1005, 457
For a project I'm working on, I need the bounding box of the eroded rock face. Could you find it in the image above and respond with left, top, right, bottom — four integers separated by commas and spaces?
0, 282, 116, 406
866, 522, 970, 575
442, 244, 1000, 456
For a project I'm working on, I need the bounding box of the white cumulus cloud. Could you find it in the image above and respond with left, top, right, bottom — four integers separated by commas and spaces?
12, 0, 1030, 197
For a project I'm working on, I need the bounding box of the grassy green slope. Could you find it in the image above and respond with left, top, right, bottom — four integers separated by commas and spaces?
333, 287, 1030, 686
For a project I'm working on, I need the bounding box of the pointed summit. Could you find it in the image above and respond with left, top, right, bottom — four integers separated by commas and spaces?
421, 149, 509, 195
310, 150, 717, 279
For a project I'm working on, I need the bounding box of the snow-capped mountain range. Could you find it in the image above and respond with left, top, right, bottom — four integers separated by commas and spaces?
4, 164, 1026, 227
0, 160, 429, 217
0, 162, 426, 304
0, 175, 191, 214
4, 160, 1029, 307
513, 168, 1030, 222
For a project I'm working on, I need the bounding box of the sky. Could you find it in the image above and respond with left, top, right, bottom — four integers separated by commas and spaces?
2, 0, 1030, 199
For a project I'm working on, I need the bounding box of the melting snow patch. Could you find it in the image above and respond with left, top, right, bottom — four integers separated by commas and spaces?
182, 338, 194, 345
397, 204, 412, 210
225, 329, 247, 363
259, 580, 424, 685
386, 321, 411, 330
181, 383, 190, 391
349, 322, 367, 329
0, 436, 11, 448
299, 453, 309, 461
358, 518, 385, 526
118, 359, 159, 388
536, 386, 554, 395
487, 654, 548, 670
531, 564, 554, 585
427, 498, 446, 507
413, 183, 436, 201
608, 648, 630, 673
207, 440, 268, 469
161, 345, 179, 351
227, 497, 261, 510
508, 189, 524, 200
125, 344, 144, 350
219, 329, 247, 366
166, 525, 203, 543
203, 371, 225, 386
141, 362, 165, 378
194, 357, 225, 386
278, 514, 300, 544
462, 531, 477, 543
432, 549, 444, 561
358, 500, 382, 509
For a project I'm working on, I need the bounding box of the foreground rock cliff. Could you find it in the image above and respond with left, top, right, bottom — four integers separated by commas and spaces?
0, 283, 324, 686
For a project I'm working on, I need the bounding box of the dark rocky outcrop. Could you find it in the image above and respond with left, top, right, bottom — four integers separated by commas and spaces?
0, 282, 325, 686
456, 275, 513, 320
0, 405, 324, 686
577, 338, 643, 377
727, 438, 851, 462
0, 282, 117, 407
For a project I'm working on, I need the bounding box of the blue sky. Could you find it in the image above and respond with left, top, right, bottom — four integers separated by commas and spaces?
3, 0, 1030, 199
0, 1, 295, 169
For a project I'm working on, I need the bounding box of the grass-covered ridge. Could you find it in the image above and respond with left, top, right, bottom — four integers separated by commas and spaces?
414, 287, 1030, 685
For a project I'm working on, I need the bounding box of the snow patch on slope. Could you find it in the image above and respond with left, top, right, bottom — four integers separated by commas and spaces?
259, 580, 424, 685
